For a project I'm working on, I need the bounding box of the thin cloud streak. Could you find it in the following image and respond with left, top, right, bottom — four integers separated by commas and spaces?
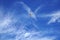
20, 2, 37, 20
47, 11, 60, 24
38, 11, 60, 24
0, 1, 57, 40
20, 2, 42, 20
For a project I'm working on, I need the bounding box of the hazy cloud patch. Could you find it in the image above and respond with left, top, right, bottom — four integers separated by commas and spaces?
0, 1, 58, 40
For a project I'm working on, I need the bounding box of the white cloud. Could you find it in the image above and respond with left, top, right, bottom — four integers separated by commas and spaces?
20, 2, 43, 20
13, 30, 56, 40
34, 5, 44, 13
28, 37, 55, 40
20, 2, 37, 20
38, 11, 60, 24
47, 11, 60, 24
37, 37, 55, 40
0, 18, 11, 26
0, 1, 57, 40
24, 32, 31, 38
0, 27, 16, 34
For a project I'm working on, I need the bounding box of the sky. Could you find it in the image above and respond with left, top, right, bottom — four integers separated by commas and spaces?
0, 0, 60, 40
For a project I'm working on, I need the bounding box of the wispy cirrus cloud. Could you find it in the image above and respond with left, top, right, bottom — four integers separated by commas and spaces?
20, 2, 37, 20
0, 1, 58, 40
47, 11, 60, 24
38, 11, 60, 24
0, 10, 56, 40
20, 2, 42, 20
14, 31, 56, 40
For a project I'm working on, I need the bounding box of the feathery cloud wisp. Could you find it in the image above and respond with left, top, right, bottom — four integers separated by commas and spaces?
47, 11, 60, 24
38, 11, 60, 24
0, 1, 57, 40
20, 2, 42, 20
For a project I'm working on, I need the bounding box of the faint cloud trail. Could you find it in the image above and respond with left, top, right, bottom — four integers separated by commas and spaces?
37, 11, 60, 24
0, 1, 57, 40
20, 2, 37, 20
47, 11, 60, 24
20, 1, 42, 20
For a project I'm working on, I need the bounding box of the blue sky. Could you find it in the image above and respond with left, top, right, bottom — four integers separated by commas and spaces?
0, 0, 60, 40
